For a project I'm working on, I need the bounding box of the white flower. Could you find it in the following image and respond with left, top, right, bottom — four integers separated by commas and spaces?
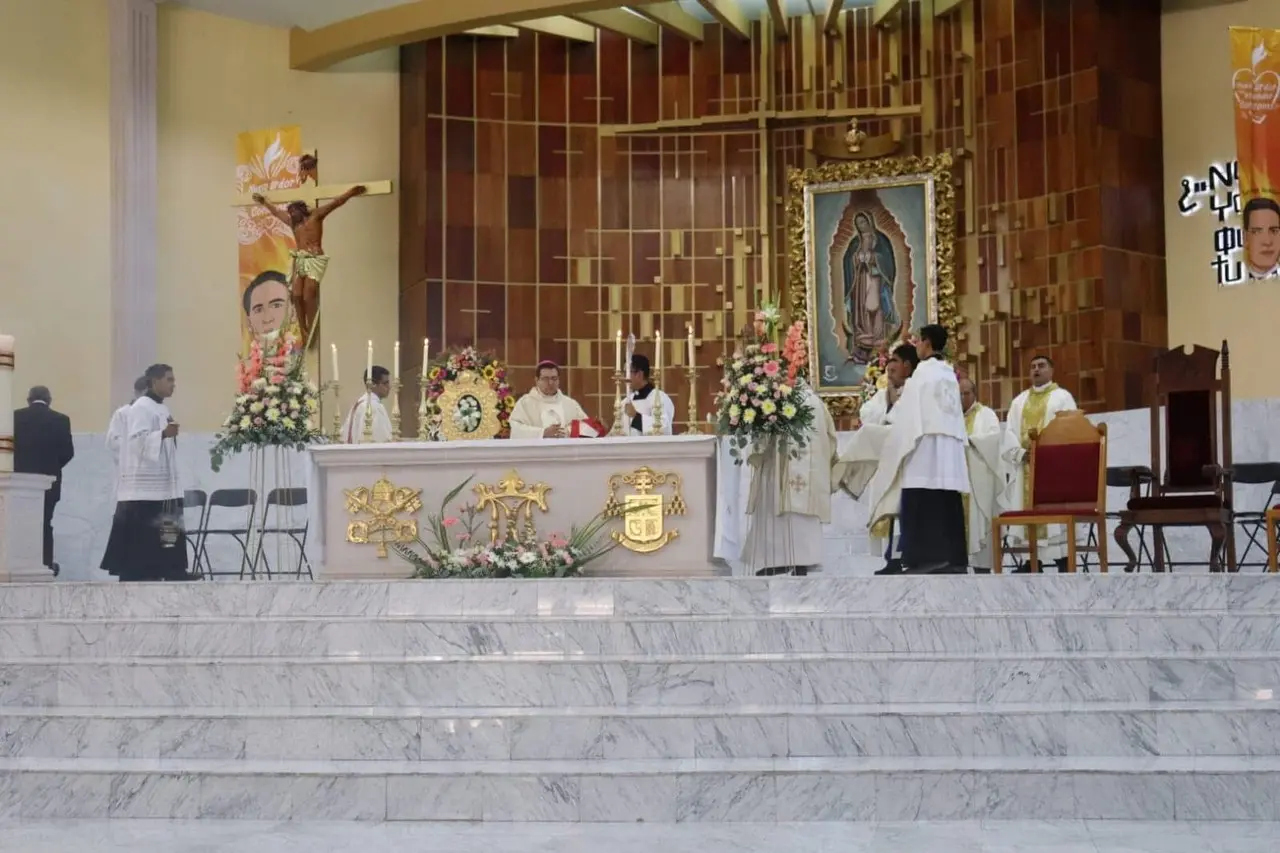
249, 401, 265, 414
252, 377, 268, 390
282, 417, 295, 429
266, 408, 280, 422
240, 416, 252, 428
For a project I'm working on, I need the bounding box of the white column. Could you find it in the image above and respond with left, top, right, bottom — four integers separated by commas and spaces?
109, 0, 159, 405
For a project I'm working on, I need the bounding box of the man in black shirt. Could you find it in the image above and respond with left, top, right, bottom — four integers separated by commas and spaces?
14, 386, 74, 576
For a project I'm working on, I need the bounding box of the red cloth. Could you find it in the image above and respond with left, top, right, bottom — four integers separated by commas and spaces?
569, 418, 606, 438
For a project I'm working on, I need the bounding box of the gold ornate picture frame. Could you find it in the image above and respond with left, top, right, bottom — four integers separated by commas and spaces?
436, 370, 503, 441
787, 153, 957, 418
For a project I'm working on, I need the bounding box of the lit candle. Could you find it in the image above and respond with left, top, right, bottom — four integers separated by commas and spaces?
366, 340, 373, 384
393, 341, 401, 380
686, 324, 695, 365
655, 330, 662, 374
330, 343, 339, 383
421, 338, 430, 377
615, 330, 622, 374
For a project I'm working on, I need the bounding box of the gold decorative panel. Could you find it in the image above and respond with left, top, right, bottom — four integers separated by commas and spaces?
604, 466, 687, 554
437, 370, 503, 441
474, 470, 551, 544
344, 477, 424, 557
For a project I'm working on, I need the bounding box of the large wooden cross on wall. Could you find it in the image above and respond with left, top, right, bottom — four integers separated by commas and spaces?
229, 149, 393, 209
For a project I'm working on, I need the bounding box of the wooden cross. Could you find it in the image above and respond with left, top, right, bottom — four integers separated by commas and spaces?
230, 150, 393, 208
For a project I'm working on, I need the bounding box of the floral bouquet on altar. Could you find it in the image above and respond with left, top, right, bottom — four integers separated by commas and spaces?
421, 346, 515, 440
714, 319, 816, 464
209, 331, 324, 472
391, 477, 622, 579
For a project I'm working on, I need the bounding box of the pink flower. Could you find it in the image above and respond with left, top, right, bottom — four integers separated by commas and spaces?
254, 417, 264, 426
761, 342, 778, 354
549, 534, 568, 548
763, 361, 780, 377
271, 373, 286, 384
754, 367, 764, 376
768, 414, 777, 422
729, 416, 739, 426
458, 533, 472, 542
443, 517, 459, 527
738, 394, 748, 404
562, 552, 575, 565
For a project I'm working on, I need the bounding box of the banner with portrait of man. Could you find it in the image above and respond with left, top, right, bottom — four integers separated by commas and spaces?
1230, 27, 1280, 281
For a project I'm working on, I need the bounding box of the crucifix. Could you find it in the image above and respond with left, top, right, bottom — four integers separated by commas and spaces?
231, 150, 393, 347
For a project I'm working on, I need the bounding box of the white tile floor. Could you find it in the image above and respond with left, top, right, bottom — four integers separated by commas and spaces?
0, 820, 1275, 852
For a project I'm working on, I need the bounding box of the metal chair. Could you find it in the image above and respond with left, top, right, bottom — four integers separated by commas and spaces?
251, 487, 313, 579
194, 489, 258, 579
182, 490, 210, 578
1230, 462, 1280, 571
1082, 466, 1155, 572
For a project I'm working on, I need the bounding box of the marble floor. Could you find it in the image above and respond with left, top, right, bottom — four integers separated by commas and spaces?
0, 820, 1275, 852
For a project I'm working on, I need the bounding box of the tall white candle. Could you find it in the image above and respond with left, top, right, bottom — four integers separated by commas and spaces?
655, 330, 662, 374
393, 341, 401, 380
686, 324, 695, 365
366, 340, 373, 384
421, 338, 430, 377
615, 330, 622, 374
330, 343, 339, 383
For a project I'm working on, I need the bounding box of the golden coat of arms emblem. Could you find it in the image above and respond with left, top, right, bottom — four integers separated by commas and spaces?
603, 466, 687, 554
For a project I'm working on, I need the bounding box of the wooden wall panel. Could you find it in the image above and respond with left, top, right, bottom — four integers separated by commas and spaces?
399, 0, 1166, 431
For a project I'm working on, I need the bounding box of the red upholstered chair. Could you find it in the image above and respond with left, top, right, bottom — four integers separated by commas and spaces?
1267, 506, 1280, 573
1114, 342, 1235, 572
993, 410, 1108, 574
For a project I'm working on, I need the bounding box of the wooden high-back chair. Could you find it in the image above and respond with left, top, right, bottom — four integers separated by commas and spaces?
1114, 342, 1235, 572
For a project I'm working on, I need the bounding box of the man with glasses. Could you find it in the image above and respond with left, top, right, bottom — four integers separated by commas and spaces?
509, 360, 592, 439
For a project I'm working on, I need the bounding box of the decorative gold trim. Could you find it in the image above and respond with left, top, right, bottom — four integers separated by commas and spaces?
344, 477, 424, 558
437, 370, 503, 441
474, 470, 551, 544
604, 466, 687, 554
787, 152, 957, 419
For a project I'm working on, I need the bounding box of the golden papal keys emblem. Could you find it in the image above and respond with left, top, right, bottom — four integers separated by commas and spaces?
604, 467, 687, 554
344, 476, 423, 557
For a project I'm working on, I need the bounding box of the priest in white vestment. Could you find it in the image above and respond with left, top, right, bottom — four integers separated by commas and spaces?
623, 353, 674, 436
857, 343, 917, 573
100, 364, 191, 582
341, 366, 395, 444
106, 376, 150, 467
510, 360, 591, 439
999, 354, 1078, 571
959, 375, 1003, 572
741, 381, 842, 576
866, 325, 970, 574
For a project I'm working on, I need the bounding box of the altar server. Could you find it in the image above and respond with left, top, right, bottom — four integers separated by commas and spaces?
510, 360, 591, 439
106, 376, 150, 466
867, 324, 969, 574
1000, 354, 1078, 571
100, 363, 191, 582
859, 343, 916, 573
624, 354, 674, 436
960, 375, 1003, 572
340, 366, 394, 444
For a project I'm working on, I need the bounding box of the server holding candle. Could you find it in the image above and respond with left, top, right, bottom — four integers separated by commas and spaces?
339, 340, 394, 443
622, 332, 674, 437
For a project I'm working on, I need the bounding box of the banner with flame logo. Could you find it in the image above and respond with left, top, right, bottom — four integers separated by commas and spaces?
235, 127, 302, 353
1231, 28, 1280, 280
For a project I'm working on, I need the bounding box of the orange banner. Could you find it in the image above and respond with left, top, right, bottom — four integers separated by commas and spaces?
235, 126, 302, 353
1230, 27, 1280, 280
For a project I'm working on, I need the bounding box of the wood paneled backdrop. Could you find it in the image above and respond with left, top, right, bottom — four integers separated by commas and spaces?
398, 0, 1165, 431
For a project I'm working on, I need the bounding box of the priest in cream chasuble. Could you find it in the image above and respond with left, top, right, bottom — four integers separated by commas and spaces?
509, 360, 590, 439
740, 383, 843, 576
959, 375, 1003, 571
999, 354, 1077, 567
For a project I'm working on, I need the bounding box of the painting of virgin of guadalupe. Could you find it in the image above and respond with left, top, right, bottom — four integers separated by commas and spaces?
788, 154, 957, 417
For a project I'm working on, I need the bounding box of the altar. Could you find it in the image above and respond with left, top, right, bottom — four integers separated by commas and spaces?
308, 435, 720, 579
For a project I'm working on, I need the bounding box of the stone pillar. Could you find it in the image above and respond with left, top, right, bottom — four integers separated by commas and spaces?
0, 334, 55, 583
109, 0, 158, 403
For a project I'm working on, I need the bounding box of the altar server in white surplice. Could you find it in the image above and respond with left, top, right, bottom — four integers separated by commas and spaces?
340, 366, 395, 444
959, 375, 1003, 572
106, 376, 150, 467
510, 360, 589, 439
1000, 354, 1078, 571
866, 325, 970, 574
741, 382, 843, 576
623, 354, 674, 436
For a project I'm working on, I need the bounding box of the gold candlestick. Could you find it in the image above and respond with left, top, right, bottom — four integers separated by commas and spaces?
684, 366, 702, 434
609, 371, 627, 436
390, 377, 403, 441
362, 381, 375, 443
321, 380, 342, 442
416, 374, 432, 441
648, 374, 665, 436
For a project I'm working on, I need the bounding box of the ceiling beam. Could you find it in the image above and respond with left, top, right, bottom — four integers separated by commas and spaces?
571, 9, 660, 44
464, 25, 521, 37
873, 0, 906, 27
515, 16, 598, 42
823, 0, 843, 35
695, 0, 751, 40
632, 2, 704, 41
765, 0, 788, 35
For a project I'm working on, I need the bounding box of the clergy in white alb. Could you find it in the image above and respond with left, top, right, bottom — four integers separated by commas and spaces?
959, 375, 1003, 571
340, 366, 395, 444
509, 360, 590, 439
100, 364, 191, 583
740, 381, 843, 576
999, 354, 1078, 569
106, 375, 150, 467
866, 325, 970, 574
623, 353, 674, 436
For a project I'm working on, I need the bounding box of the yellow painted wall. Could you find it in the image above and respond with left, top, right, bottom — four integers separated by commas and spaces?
0, 0, 111, 427
157, 5, 400, 430
1163, 0, 1280, 399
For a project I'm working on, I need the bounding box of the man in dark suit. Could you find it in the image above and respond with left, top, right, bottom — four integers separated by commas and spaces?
14, 386, 74, 576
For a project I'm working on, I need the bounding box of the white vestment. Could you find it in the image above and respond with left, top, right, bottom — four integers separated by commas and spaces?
964, 403, 1003, 567
866, 358, 969, 532
740, 385, 842, 573
509, 390, 588, 439
624, 387, 675, 436
106, 402, 133, 466
859, 386, 895, 426
999, 384, 1077, 560
341, 394, 394, 444
115, 397, 181, 502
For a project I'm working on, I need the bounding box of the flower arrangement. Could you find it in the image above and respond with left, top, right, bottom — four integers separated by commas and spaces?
392, 477, 622, 578
714, 338, 816, 464
421, 347, 514, 440
782, 319, 809, 384
210, 332, 324, 472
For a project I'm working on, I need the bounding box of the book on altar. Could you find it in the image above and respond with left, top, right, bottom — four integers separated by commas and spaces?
568, 418, 607, 438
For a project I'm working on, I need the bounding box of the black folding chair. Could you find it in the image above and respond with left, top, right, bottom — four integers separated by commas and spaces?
182, 490, 210, 578
251, 487, 313, 579
1083, 466, 1156, 572
193, 489, 258, 579
1231, 462, 1280, 571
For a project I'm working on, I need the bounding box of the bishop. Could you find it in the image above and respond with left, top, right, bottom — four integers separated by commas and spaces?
509, 361, 592, 439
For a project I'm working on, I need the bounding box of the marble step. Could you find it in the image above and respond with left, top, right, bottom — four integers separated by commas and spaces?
1, 652, 1274, 707
0, 575, 1271, 620
5, 611, 1273, 658
0, 755, 1277, 822
2, 701, 1278, 761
